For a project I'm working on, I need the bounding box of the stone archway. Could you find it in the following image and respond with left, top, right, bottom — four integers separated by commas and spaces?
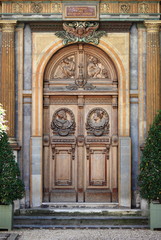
30, 38, 131, 207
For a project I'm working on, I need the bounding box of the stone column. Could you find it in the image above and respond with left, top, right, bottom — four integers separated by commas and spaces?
0, 20, 17, 142
144, 21, 161, 129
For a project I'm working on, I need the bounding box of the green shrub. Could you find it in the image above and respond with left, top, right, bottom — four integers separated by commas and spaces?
0, 131, 24, 205
138, 110, 161, 203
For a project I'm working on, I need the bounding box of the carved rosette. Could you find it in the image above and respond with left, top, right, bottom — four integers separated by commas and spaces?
86, 108, 109, 136
51, 108, 76, 136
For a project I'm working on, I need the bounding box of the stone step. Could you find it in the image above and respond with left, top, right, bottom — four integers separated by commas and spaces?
14, 215, 148, 227
41, 202, 119, 209
13, 224, 149, 229
17, 208, 142, 216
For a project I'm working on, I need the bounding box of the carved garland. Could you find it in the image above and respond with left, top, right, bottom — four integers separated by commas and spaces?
51, 108, 76, 136
55, 22, 106, 45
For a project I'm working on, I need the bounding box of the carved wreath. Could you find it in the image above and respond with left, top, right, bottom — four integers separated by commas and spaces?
86, 108, 109, 136
51, 108, 76, 136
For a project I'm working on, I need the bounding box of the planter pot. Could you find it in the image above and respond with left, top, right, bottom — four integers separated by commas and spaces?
150, 202, 161, 230
0, 204, 13, 231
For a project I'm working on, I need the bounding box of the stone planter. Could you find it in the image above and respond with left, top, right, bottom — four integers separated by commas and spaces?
150, 202, 161, 230
0, 204, 13, 230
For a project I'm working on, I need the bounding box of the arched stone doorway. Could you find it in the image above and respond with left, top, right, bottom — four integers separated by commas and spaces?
43, 43, 118, 203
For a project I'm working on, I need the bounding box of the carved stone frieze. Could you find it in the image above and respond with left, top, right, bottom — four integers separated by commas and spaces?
100, 3, 110, 14
55, 22, 106, 45
31, 2, 43, 13
86, 108, 110, 136
52, 3, 62, 13
12, 3, 23, 13
51, 108, 76, 136
138, 2, 149, 14
53, 55, 76, 79
119, 3, 130, 14
87, 55, 110, 79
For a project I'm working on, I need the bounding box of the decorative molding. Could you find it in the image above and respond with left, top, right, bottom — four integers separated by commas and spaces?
55, 22, 106, 45
51, 108, 76, 136
29, 22, 132, 33
1, 2, 160, 15
86, 108, 110, 136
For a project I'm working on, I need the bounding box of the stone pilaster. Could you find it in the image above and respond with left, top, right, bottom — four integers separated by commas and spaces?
144, 21, 161, 129
0, 20, 17, 140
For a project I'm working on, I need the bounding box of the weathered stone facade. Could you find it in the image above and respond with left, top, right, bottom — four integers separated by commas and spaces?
0, 0, 161, 209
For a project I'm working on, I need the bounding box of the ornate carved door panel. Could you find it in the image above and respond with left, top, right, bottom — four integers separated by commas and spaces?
43, 44, 118, 203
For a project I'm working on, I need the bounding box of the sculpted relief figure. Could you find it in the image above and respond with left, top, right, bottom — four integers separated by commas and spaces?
53, 56, 75, 79
92, 110, 106, 128
86, 108, 109, 136
87, 56, 110, 79
51, 108, 75, 136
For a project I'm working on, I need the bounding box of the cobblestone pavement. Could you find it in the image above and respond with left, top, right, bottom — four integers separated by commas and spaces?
1, 229, 161, 240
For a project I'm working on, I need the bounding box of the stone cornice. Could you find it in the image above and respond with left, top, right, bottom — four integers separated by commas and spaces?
30, 21, 132, 32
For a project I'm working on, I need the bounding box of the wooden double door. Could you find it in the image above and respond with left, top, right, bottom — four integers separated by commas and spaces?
43, 44, 118, 203
43, 95, 118, 203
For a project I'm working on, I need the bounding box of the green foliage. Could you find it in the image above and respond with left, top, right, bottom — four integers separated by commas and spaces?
138, 110, 161, 203
0, 132, 24, 205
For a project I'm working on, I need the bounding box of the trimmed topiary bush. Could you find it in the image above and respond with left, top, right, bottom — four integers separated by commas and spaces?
138, 110, 161, 203
0, 131, 24, 205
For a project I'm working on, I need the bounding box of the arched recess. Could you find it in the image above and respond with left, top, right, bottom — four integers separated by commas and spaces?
31, 40, 130, 207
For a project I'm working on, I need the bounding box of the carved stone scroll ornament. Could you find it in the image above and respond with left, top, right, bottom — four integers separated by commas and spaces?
55, 22, 106, 45
51, 108, 76, 136
86, 108, 110, 136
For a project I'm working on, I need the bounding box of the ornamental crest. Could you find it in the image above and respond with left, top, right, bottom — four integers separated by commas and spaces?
55, 22, 106, 45
86, 108, 109, 136
51, 108, 76, 136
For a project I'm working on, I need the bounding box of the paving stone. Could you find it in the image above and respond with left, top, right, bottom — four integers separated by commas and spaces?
0, 234, 18, 240
11, 229, 161, 240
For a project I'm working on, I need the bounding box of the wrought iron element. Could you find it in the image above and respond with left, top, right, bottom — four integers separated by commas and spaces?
66, 64, 95, 90
51, 108, 76, 136
86, 108, 110, 136
55, 22, 106, 45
